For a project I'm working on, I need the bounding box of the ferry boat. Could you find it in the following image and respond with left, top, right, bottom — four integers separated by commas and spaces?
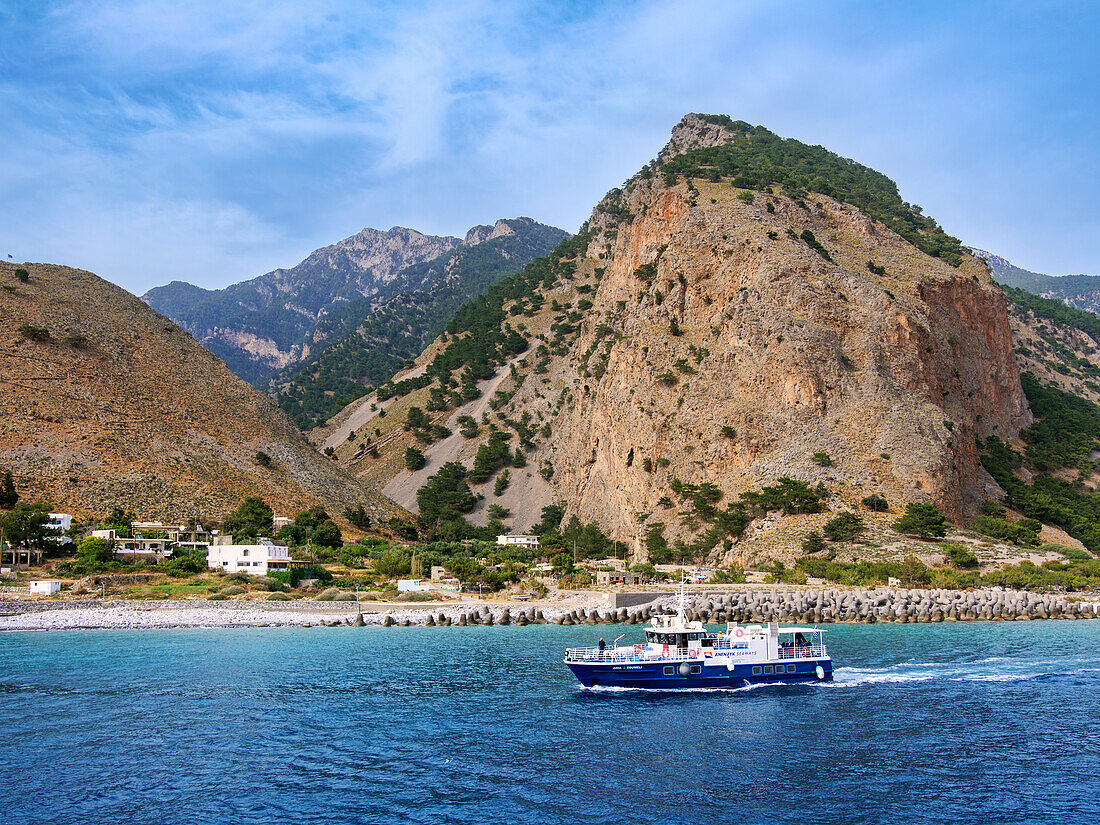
564, 589, 832, 690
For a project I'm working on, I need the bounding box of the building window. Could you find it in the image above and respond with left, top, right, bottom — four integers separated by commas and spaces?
242, 549, 249, 557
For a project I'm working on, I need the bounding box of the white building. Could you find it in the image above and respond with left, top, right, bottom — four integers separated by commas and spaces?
29, 580, 62, 596
47, 513, 72, 544
273, 516, 293, 532
397, 579, 431, 592
496, 534, 539, 550
206, 536, 296, 575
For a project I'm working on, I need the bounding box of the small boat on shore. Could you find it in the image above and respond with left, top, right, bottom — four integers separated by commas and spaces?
564, 586, 833, 690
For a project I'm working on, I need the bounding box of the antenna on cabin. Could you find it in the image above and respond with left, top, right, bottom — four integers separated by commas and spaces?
678, 571, 687, 623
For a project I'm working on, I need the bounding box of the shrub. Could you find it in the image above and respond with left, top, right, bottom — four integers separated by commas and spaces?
893, 503, 948, 539
207, 593, 227, 601
801, 531, 825, 554
822, 513, 865, 542
980, 501, 1007, 518
970, 514, 1041, 547
867, 260, 886, 275
405, 446, 426, 471
721, 426, 737, 439
493, 470, 510, 497
940, 542, 980, 568
737, 191, 754, 203
14, 268, 29, 282
254, 451, 272, 468
812, 451, 833, 467
16, 324, 50, 341
799, 230, 833, 262
861, 494, 889, 512
266, 592, 292, 601
669, 317, 683, 337
221, 585, 245, 595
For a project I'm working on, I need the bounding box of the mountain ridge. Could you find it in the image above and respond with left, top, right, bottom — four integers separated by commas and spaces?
1, 260, 400, 524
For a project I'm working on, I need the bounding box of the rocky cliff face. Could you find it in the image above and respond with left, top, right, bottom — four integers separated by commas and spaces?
0, 262, 401, 523
318, 116, 1034, 557
519, 173, 1030, 547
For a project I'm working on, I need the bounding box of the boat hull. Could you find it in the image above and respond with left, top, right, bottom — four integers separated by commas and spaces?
565, 658, 833, 689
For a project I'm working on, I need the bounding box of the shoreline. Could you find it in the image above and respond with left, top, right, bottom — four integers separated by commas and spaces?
2, 586, 1098, 631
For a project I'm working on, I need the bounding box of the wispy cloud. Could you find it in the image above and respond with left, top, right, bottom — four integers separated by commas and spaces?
1, 0, 1097, 292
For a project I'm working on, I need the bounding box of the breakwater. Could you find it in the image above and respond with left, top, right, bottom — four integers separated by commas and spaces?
386, 587, 1100, 628
2, 587, 1097, 631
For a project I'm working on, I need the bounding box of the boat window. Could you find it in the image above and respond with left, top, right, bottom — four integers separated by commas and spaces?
763, 665, 773, 675
689, 665, 701, 675
752, 666, 762, 675
663, 666, 674, 675
787, 664, 796, 673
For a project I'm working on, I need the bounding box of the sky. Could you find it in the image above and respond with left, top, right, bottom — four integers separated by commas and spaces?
1, 0, 1098, 295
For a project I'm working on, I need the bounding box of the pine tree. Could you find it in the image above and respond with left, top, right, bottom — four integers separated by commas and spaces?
0, 471, 17, 509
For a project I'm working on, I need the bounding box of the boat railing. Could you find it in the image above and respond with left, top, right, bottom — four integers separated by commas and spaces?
777, 643, 827, 659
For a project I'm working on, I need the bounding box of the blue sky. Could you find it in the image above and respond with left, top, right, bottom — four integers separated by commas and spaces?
1, 1, 1097, 294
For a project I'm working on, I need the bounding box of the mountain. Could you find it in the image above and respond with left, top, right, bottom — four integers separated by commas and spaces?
271, 218, 568, 429
317, 114, 1034, 555
974, 248, 1100, 315
144, 219, 566, 389
143, 227, 463, 383
0, 261, 402, 524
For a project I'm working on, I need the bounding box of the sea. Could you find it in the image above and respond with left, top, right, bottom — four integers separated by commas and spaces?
2, 621, 1098, 825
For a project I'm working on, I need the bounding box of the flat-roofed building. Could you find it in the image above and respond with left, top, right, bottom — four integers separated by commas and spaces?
496, 534, 539, 550
206, 536, 296, 575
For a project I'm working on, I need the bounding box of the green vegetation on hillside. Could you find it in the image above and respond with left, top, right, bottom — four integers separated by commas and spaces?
980, 374, 1100, 553
275, 223, 566, 428
1002, 285, 1100, 343
659, 117, 964, 265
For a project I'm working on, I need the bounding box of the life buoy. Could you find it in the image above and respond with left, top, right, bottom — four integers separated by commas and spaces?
735, 629, 744, 638
633, 644, 642, 656
690, 650, 699, 659
662, 643, 669, 657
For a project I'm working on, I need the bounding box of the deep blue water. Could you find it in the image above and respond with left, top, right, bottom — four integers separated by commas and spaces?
2, 621, 1098, 825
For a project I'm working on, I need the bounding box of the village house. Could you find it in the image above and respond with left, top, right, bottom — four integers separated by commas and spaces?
92, 521, 213, 561
596, 570, 646, 586
496, 534, 540, 550
47, 513, 72, 544
206, 536, 297, 575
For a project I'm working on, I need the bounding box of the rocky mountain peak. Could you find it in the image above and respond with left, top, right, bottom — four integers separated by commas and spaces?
464, 218, 524, 246
656, 113, 743, 163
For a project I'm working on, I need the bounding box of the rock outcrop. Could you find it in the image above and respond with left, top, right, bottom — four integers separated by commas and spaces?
534, 169, 1030, 540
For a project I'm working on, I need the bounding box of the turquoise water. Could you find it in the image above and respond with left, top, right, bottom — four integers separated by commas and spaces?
2, 621, 1098, 824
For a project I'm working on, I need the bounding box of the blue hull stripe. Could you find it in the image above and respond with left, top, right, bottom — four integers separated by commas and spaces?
566, 660, 833, 689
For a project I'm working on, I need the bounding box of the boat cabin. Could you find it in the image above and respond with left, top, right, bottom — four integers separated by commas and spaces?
644, 614, 708, 653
